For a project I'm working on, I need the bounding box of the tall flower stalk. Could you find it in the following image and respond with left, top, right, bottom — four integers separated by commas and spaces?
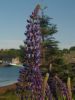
16, 4, 51, 100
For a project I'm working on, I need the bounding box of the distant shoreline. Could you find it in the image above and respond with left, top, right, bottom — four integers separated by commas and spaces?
0, 63, 23, 67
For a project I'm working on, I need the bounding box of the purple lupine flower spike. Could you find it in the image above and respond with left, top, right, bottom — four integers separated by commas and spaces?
16, 5, 42, 100
16, 5, 52, 100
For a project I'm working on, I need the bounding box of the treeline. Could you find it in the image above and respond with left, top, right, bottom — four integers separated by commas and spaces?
0, 49, 20, 62
0, 45, 75, 62
62, 46, 75, 53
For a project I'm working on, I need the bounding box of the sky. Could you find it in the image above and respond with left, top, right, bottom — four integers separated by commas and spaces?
0, 0, 75, 49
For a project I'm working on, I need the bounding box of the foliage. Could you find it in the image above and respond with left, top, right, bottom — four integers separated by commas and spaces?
0, 49, 20, 62
69, 46, 75, 51
19, 45, 26, 63
39, 14, 59, 65
62, 48, 69, 54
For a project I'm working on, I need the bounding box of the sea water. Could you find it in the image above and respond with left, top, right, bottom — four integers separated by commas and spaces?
0, 66, 20, 87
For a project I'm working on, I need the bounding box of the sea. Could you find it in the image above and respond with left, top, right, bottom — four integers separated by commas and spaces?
0, 66, 20, 87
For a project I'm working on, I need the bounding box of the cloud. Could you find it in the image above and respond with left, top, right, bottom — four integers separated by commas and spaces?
0, 40, 24, 49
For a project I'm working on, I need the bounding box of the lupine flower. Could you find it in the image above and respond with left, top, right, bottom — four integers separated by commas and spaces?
16, 5, 50, 100
54, 75, 71, 100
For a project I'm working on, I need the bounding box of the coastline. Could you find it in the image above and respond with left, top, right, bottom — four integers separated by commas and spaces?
0, 83, 16, 94
0, 66, 20, 94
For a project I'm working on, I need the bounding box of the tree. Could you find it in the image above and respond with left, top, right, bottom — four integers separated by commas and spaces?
19, 45, 26, 63
0, 49, 20, 62
62, 48, 69, 54
39, 12, 59, 65
70, 46, 75, 51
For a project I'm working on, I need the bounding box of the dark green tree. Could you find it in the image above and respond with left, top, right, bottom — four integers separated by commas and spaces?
69, 46, 75, 51
0, 49, 20, 62
19, 45, 26, 63
62, 48, 69, 54
39, 12, 59, 66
